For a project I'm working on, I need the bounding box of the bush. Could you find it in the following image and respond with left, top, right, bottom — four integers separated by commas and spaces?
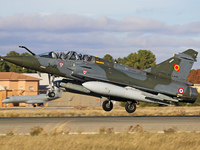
164, 126, 178, 133
6, 131, 14, 136
30, 126, 43, 136
120, 102, 126, 107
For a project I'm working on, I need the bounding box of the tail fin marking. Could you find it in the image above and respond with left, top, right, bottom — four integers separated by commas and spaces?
147, 49, 198, 83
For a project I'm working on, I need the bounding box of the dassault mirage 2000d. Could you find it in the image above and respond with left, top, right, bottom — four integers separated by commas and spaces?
0, 46, 198, 113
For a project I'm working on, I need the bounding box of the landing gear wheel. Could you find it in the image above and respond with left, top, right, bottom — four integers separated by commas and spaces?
125, 102, 136, 113
33, 104, 36, 107
48, 92, 55, 97
102, 100, 113, 112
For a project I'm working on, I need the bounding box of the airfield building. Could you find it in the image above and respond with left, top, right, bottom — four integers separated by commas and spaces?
0, 72, 41, 107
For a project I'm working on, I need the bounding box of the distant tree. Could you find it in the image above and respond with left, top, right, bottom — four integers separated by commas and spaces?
0, 60, 9, 72
4, 51, 36, 73
21, 52, 32, 56
137, 50, 156, 70
187, 69, 200, 84
6, 51, 20, 56
117, 57, 127, 65
6, 51, 22, 73
125, 52, 138, 68
117, 50, 156, 70
103, 54, 114, 62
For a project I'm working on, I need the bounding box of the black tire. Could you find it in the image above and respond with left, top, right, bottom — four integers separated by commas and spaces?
48, 92, 55, 97
125, 102, 136, 113
102, 100, 113, 111
33, 104, 36, 107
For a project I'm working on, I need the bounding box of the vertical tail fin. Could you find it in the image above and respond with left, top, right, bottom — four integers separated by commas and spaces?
146, 49, 198, 83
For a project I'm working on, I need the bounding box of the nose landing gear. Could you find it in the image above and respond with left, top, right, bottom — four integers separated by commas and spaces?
102, 98, 113, 112
48, 91, 55, 97
47, 74, 56, 97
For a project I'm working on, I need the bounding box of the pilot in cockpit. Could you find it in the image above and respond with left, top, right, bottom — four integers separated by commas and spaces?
78, 53, 83, 60
51, 52, 58, 59
62, 51, 70, 60
83, 55, 88, 61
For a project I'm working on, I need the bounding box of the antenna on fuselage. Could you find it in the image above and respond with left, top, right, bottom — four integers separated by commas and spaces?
19, 46, 36, 56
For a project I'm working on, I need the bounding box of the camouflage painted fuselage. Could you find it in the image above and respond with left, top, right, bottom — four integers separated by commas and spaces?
1, 49, 198, 104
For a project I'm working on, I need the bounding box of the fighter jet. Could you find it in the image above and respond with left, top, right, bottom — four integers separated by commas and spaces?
0, 46, 198, 113
2, 88, 62, 107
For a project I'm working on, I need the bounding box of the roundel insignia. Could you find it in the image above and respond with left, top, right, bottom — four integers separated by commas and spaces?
60, 62, 64, 67
178, 88, 184, 94
83, 69, 87, 74
174, 63, 180, 72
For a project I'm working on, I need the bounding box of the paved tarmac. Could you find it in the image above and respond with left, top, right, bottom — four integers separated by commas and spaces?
0, 116, 200, 134
0, 107, 73, 110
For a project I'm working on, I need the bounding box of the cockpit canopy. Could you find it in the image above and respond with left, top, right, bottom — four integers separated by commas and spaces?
39, 51, 93, 61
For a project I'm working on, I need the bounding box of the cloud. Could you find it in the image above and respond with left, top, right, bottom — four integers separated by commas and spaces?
0, 13, 199, 69
0, 13, 199, 35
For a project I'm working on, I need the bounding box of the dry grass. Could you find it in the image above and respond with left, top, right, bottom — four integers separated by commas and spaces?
1, 132, 200, 150
0, 106, 200, 117
1, 123, 200, 150
1, 106, 200, 149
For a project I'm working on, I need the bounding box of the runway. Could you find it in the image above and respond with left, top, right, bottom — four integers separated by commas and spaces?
0, 107, 73, 110
0, 116, 200, 134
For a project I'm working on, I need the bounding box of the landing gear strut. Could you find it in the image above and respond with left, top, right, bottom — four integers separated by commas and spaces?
48, 91, 55, 97
102, 100, 113, 112
125, 101, 136, 113
48, 74, 55, 97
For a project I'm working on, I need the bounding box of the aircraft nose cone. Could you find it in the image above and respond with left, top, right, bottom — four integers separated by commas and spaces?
2, 55, 41, 71
1, 99, 7, 103
1, 56, 24, 66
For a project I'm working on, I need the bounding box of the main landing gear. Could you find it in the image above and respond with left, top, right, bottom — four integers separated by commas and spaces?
125, 101, 137, 113
102, 100, 113, 112
102, 98, 137, 113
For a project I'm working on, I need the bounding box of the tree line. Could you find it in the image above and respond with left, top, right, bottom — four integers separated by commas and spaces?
0, 51, 35, 73
187, 69, 200, 84
103, 49, 156, 70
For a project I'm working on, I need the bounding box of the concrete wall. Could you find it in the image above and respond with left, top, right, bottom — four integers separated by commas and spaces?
0, 80, 39, 96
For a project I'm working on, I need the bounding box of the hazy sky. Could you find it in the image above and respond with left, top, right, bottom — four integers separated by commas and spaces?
0, 0, 199, 68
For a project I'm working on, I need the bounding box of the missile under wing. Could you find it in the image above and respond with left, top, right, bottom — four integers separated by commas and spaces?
0, 46, 198, 113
